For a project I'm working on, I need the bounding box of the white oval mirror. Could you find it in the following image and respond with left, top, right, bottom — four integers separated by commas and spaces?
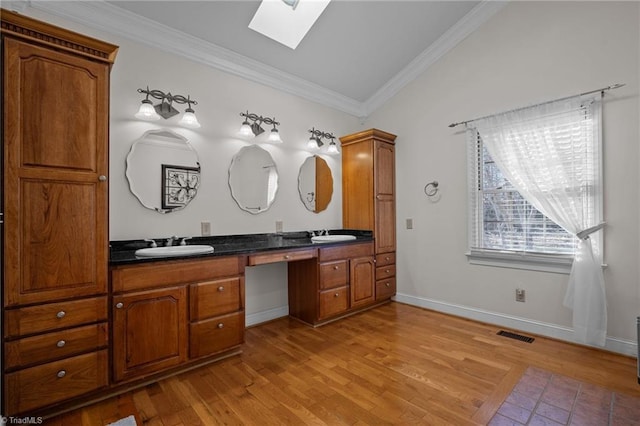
125, 129, 200, 213
298, 155, 333, 213
228, 145, 279, 214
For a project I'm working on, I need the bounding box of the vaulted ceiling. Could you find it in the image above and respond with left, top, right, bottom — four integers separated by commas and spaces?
15, 1, 506, 117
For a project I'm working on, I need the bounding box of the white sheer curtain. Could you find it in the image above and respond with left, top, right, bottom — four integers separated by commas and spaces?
471, 95, 607, 346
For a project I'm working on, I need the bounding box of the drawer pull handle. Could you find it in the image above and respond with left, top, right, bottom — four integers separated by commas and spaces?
386, 282, 391, 287
57, 340, 66, 348
218, 286, 225, 292
385, 269, 390, 273
57, 370, 66, 378
115, 302, 124, 309
335, 293, 340, 297
217, 323, 224, 329
56, 311, 66, 319
284, 255, 290, 260
333, 266, 339, 270
385, 257, 390, 261
98, 175, 107, 182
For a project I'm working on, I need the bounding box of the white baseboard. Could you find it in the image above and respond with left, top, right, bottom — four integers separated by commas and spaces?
246, 306, 289, 327
394, 293, 638, 358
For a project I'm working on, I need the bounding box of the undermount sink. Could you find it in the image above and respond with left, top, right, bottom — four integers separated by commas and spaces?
311, 235, 357, 243
135, 245, 214, 258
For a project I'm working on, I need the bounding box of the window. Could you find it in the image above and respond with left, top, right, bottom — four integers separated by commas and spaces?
466, 97, 602, 273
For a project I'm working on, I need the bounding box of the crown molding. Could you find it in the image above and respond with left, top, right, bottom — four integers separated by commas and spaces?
362, 1, 508, 116
26, 0, 505, 118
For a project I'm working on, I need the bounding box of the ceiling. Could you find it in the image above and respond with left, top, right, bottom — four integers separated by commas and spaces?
18, 0, 506, 116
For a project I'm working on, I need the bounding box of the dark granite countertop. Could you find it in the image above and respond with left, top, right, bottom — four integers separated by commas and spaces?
110, 229, 373, 265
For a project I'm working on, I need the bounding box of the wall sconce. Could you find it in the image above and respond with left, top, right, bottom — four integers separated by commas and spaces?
307, 127, 339, 154
239, 111, 282, 143
135, 86, 201, 129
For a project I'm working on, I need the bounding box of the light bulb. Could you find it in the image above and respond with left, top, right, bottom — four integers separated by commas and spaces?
307, 137, 319, 150
268, 127, 282, 143
239, 120, 254, 138
179, 109, 201, 129
135, 100, 160, 121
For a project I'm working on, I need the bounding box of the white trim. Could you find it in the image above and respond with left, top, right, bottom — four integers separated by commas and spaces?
467, 250, 573, 274
3, 1, 29, 13
246, 305, 289, 327
362, 1, 508, 116
26, 0, 505, 118
393, 293, 638, 358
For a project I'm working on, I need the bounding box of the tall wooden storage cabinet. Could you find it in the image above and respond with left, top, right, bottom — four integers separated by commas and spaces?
340, 129, 397, 301
1, 10, 118, 416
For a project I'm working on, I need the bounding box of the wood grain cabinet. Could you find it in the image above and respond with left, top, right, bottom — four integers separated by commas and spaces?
288, 242, 375, 325
340, 129, 397, 301
110, 256, 245, 383
1, 10, 118, 416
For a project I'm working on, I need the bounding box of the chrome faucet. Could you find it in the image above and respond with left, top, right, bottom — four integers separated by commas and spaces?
144, 238, 157, 248
179, 237, 192, 246
165, 235, 179, 246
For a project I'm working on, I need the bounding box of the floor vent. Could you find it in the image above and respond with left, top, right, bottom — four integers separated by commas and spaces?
497, 330, 535, 343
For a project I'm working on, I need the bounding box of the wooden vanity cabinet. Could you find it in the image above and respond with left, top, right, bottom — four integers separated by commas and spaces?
341, 129, 397, 301
1, 10, 118, 417
110, 256, 245, 383
289, 242, 375, 325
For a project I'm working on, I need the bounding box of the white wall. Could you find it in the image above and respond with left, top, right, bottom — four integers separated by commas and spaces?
366, 1, 640, 351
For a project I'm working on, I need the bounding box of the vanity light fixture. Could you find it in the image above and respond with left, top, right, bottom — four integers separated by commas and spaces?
135, 87, 201, 129
307, 128, 339, 154
238, 111, 282, 143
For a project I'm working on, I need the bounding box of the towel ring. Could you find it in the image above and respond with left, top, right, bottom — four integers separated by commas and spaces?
424, 181, 439, 197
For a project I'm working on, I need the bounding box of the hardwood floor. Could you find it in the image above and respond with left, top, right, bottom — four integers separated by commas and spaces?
49, 302, 639, 425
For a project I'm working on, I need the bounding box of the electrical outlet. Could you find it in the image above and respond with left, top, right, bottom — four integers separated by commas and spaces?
200, 221, 211, 236
406, 218, 413, 229
275, 220, 283, 233
516, 288, 526, 303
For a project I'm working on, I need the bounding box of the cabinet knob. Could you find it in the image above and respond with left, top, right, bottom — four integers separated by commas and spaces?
57, 340, 66, 348
385, 269, 390, 273
334, 293, 340, 297
57, 370, 66, 378
385, 282, 391, 287
218, 286, 224, 292
376, 195, 382, 200
333, 266, 339, 270
385, 257, 391, 261
115, 302, 124, 309
56, 311, 66, 319
284, 255, 290, 260
98, 175, 107, 182
217, 323, 224, 329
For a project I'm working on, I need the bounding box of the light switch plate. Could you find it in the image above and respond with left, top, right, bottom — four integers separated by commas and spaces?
406, 218, 413, 229
201, 221, 211, 236
275, 220, 283, 233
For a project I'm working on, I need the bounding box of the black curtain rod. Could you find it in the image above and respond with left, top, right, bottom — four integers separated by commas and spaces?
448, 83, 625, 128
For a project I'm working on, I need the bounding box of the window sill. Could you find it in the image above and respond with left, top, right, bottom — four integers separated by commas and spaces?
466, 250, 573, 274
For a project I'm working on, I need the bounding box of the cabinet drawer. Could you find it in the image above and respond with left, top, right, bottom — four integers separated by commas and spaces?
190, 311, 244, 359
190, 277, 243, 320
319, 242, 373, 262
375, 252, 396, 266
248, 248, 317, 266
376, 264, 396, 280
4, 297, 108, 338
5, 323, 108, 370
319, 260, 349, 290
112, 256, 244, 293
319, 286, 349, 320
376, 277, 396, 301
4, 349, 108, 415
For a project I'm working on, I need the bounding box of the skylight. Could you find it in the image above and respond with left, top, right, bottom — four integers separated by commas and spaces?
249, 0, 331, 50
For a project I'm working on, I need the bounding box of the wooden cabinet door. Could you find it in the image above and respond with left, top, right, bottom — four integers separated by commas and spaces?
3, 37, 109, 307
113, 287, 187, 382
375, 142, 396, 253
350, 257, 375, 309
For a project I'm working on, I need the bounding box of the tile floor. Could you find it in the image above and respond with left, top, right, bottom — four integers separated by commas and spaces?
489, 366, 640, 425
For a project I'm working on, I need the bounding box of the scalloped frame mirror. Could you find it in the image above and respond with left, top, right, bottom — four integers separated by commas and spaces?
228, 145, 279, 214
125, 129, 201, 213
298, 155, 333, 213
